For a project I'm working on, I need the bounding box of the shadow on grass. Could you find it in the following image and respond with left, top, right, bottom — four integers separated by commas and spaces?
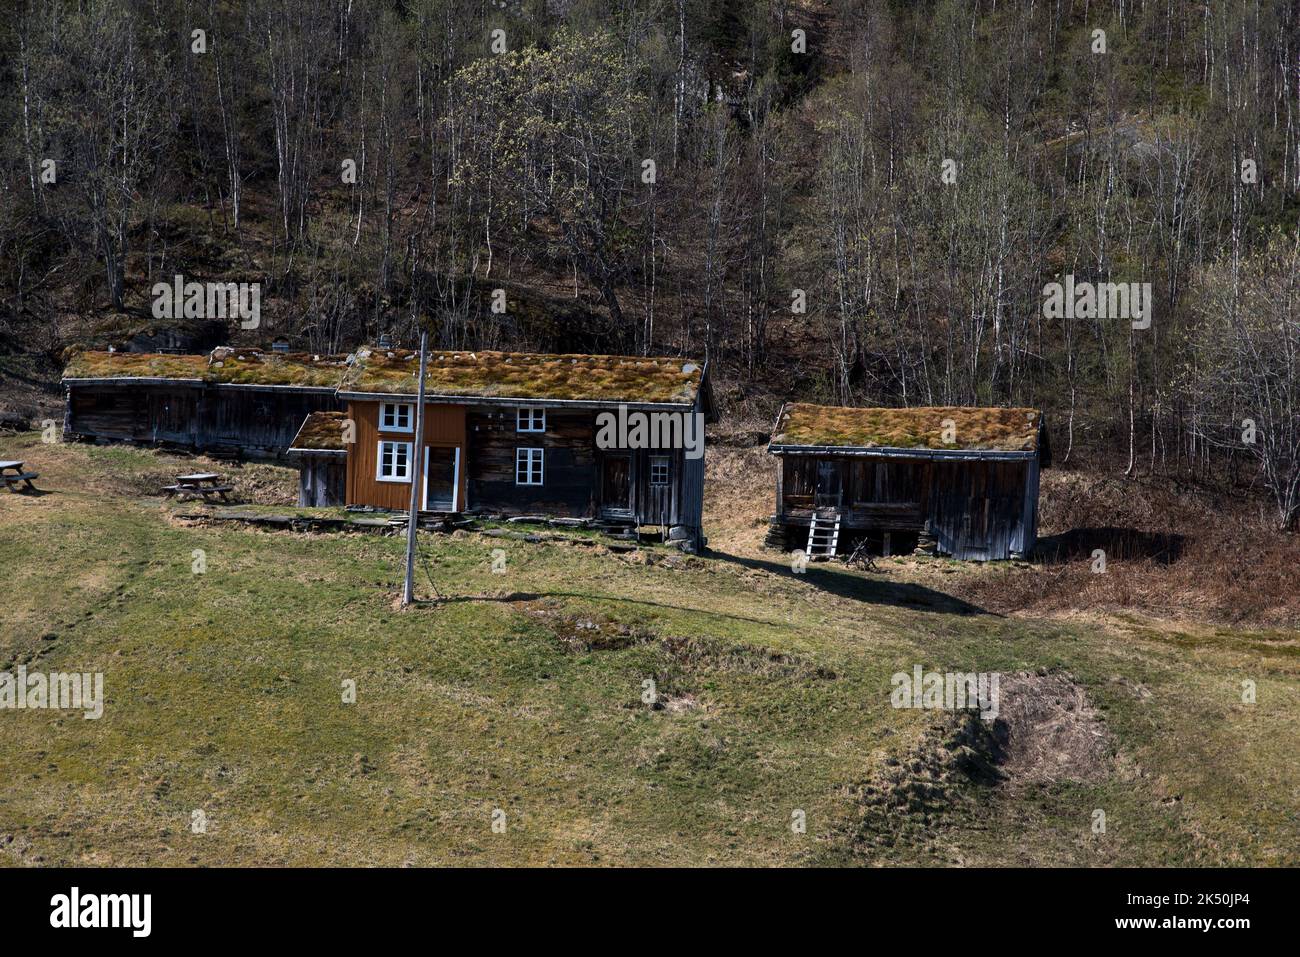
710, 550, 991, 616
412, 547, 990, 619
1036, 526, 1185, 566
418, 589, 783, 626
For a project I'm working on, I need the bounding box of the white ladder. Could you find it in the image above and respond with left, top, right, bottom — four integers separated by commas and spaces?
806, 509, 841, 559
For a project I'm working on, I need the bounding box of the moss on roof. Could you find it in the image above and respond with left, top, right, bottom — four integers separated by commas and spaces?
341, 347, 704, 405
207, 348, 350, 387
289, 411, 349, 452
771, 403, 1041, 451
63, 348, 350, 387
62, 351, 209, 380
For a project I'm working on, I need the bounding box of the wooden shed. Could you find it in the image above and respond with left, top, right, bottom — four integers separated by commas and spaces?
767, 403, 1048, 561
61, 348, 348, 458
287, 411, 348, 506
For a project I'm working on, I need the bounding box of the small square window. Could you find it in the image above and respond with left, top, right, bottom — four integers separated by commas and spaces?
516, 448, 544, 485
377, 440, 412, 481
516, 408, 546, 433
650, 456, 670, 486
381, 402, 413, 432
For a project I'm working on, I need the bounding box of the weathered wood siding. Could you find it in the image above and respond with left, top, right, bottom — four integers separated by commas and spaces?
776, 453, 1038, 560
65, 382, 341, 456
466, 407, 594, 516
926, 460, 1031, 560
677, 445, 705, 540
345, 401, 466, 510
778, 457, 928, 530
297, 455, 346, 506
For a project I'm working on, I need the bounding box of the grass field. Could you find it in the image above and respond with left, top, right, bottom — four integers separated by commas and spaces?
1, 432, 1296, 866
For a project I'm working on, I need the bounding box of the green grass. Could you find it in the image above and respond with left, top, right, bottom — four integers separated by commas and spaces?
0, 436, 1296, 866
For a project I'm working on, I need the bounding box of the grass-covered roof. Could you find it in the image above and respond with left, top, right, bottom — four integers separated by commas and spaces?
340, 347, 704, 405
63, 346, 705, 405
289, 411, 349, 452
771, 403, 1041, 452
62, 351, 210, 380
206, 348, 351, 387
63, 348, 351, 387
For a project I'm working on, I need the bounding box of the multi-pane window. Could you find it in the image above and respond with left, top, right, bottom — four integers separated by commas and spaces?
377, 441, 412, 481
515, 448, 544, 485
381, 402, 413, 432
516, 407, 546, 433
649, 456, 671, 486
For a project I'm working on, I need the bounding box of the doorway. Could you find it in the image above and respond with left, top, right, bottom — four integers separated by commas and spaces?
815, 459, 843, 508
598, 452, 632, 517
423, 445, 460, 512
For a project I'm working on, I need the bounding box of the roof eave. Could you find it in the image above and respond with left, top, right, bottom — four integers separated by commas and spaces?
337, 390, 696, 411
62, 376, 205, 387
766, 443, 1038, 460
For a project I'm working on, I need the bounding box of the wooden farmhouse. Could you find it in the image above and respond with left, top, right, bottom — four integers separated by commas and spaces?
62, 345, 715, 548
331, 347, 714, 548
767, 403, 1049, 561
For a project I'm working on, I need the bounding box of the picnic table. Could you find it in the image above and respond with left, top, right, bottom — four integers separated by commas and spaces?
0, 460, 39, 493
163, 471, 234, 503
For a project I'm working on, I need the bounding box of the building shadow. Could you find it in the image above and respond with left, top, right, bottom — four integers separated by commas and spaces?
423, 590, 783, 627
1035, 526, 1185, 566
708, 550, 992, 617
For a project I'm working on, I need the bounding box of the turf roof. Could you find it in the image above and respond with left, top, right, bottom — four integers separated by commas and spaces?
62, 351, 210, 380
340, 347, 705, 405
63, 348, 351, 387
207, 348, 350, 387
771, 403, 1041, 452
289, 411, 349, 452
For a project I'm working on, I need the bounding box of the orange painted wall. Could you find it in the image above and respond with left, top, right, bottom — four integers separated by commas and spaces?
345, 400, 467, 510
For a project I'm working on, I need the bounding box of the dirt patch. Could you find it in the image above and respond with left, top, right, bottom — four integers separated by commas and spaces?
850, 672, 1112, 854
520, 600, 835, 681
521, 601, 654, 653
992, 672, 1111, 789
660, 634, 837, 681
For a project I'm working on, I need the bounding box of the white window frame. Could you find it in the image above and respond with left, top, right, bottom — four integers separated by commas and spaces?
515, 448, 544, 486
516, 407, 546, 433
376, 440, 413, 482
380, 402, 414, 433
649, 455, 671, 486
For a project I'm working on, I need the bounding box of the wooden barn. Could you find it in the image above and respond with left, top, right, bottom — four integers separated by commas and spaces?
766, 404, 1048, 561
333, 347, 716, 549
62, 348, 348, 458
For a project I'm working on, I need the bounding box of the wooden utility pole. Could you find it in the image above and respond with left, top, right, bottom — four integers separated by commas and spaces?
402, 332, 429, 606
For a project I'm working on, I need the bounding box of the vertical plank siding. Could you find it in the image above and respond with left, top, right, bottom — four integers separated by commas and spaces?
297, 456, 346, 506
66, 382, 341, 457
775, 453, 1040, 560
345, 401, 467, 511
